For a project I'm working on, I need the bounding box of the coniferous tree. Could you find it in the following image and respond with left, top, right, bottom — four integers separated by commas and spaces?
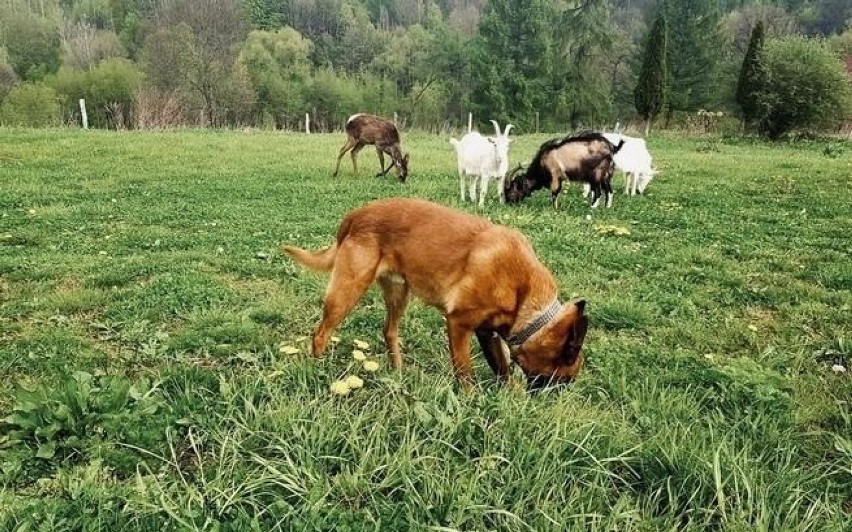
634, 14, 667, 136
736, 21, 766, 130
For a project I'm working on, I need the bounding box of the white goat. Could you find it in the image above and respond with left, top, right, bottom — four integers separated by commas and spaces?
450, 120, 513, 206
583, 133, 657, 199
603, 133, 657, 196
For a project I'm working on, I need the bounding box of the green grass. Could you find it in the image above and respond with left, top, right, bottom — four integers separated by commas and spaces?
0, 127, 850, 530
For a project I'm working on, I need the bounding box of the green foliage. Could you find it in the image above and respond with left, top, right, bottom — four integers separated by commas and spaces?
470, 0, 553, 127
0, 83, 60, 126
48, 58, 143, 128
0, 48, 19, 102
2, 11, 62, 80
239, 27, 312, 127
0, 371, 171, 483
736, 21, 767, 128
657, 0, 726, 117
757, 37, 852, 138
634, 14, 667, 132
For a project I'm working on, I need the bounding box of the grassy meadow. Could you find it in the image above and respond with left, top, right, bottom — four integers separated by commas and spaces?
0, 128, 850, 530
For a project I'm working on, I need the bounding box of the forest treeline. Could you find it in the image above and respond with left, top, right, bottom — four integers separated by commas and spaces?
0, 0, 850, 133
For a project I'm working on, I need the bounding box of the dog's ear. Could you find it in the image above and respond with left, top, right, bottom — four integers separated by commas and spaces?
574, 299, 586, 314
562, 304, 588, 365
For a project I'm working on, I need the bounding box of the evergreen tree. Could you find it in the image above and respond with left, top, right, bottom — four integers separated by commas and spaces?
470, 0, 552, 128
634, 14, 667, 135
657, 0, 724, 123
735, 21, 766, 130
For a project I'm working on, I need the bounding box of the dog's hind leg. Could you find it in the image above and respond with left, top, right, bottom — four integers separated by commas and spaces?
475, 329, 511, 383
379, 274, 409, 369
312, 241, 379, 357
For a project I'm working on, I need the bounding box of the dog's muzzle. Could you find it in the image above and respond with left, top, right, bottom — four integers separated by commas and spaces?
526, 374, 574, 392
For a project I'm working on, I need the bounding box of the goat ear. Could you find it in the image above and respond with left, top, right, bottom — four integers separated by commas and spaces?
488, 137, 496, 145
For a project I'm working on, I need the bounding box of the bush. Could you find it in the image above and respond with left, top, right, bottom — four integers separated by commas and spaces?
757, 37, 852, 139
0, 83, 60, 126
0, 47, 19, 102
48, 58, 143, 129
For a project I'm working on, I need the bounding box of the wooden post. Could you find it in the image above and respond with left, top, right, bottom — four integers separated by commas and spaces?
305, 112, 310, 134
79, 99, 88, 130
467, 112, 473, 133
393, 111, 398, 125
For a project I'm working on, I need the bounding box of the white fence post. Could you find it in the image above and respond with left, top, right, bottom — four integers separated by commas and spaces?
393, 111, 398, 125
79, 99, 88, 130
305, 112, 310, 134
467, 112, 472, 133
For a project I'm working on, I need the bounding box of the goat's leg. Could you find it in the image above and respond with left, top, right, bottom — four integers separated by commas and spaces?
590, 183, 602, 209
478, 174, 490, 207
459, 170, 466, 201
468, 174, 478, 203
604, 179, 614, 208
551, 182, 563, 210
624, 172, 632, 195
497, 173, 507, 203
333, 138, 355, 177
582, 182, 591, 198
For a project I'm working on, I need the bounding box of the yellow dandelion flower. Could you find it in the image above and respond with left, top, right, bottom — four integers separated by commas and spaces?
352, 349, 367, 361
330, 336, 341, 343
330, 380, 351, 395
354, 339, 370, 350
345, 375, 364, 389
363, 360, 380, 372
279, 345, 299, 355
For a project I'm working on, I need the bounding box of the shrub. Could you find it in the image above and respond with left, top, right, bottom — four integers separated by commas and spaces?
0, 83, 60, 126
757, 37, 852, 139
48, 58, 143, 129
0, 48, 18, 102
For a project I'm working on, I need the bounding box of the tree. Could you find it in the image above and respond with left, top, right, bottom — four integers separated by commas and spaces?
757, 37, 852, 138
0, 48, 19, 102
470, 0, 552, 128
634, 14, 666, 135
736, 21, 766, 129
0, 82, 60, 126
239, 27, 312, 127
550, 0, 616, 130
657, 0, 725, 122
3, 10, 62, 80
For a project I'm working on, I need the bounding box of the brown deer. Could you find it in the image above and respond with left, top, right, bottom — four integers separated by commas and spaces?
332, 113, 409, 182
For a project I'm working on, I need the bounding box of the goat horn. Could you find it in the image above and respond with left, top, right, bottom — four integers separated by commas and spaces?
490, 120, 501, 136
503, 124, 514, 137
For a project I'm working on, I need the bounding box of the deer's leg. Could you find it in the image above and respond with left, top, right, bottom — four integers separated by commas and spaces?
350, 142, 365, 176
333, 138, 355, 177
376, 148, 394, 177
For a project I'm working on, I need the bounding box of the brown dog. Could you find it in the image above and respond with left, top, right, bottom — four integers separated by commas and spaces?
282, 198, 588, 388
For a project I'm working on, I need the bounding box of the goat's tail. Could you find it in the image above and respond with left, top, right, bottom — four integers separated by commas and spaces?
281, 244, 337, 272
612, 139, 625, 155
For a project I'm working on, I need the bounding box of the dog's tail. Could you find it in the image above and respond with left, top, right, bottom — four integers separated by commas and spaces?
281, 244, 336, 272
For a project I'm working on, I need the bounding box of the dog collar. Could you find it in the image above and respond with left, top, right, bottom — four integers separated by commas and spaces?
506, 300, 561, 348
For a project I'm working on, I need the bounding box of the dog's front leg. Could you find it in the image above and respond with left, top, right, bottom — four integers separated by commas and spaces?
447, 318, 474, 388
475, 329, 511, 383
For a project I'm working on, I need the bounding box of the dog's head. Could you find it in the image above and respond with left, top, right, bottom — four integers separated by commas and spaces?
513, 300, 588, 390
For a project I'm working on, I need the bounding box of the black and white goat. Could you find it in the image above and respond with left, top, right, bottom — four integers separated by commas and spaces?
504, 132, 624, 209
449, 120, 514, 206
